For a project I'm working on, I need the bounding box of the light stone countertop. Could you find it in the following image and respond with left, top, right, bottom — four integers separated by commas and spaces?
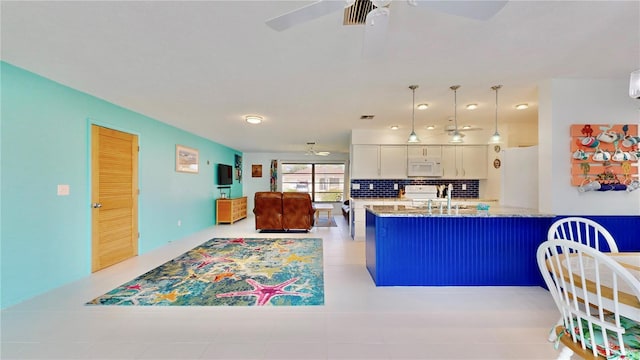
365, 204, 554, 218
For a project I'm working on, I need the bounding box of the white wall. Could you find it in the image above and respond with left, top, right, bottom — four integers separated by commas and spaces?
538, 78, 640, 215
242, 152, 349, 212
501, 146, 539, 209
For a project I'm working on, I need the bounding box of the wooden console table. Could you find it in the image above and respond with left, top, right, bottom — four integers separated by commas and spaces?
216, 196, 247, 224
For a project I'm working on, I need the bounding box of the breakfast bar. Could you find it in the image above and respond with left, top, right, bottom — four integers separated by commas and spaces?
365, 205, 555, 286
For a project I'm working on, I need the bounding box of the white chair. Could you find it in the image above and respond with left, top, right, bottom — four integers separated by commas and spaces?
537, 240, 640, 359
548, 217, 619, 253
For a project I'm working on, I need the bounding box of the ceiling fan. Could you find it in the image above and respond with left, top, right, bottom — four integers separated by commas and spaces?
305, 142, 331, 156
266, 0, 508, 56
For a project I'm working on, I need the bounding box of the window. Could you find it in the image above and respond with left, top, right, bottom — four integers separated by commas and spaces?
282, 162, 345, 202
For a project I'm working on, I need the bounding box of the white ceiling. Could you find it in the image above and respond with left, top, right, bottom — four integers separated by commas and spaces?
2, 1, 638, 154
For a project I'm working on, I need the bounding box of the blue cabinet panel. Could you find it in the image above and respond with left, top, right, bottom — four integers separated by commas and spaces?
365, 212, 554, 286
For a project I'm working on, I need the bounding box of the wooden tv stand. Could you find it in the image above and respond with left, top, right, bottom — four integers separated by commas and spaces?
216, 196, 247, 224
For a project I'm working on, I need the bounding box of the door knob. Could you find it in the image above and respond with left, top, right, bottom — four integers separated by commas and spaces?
92, 202, 102, 208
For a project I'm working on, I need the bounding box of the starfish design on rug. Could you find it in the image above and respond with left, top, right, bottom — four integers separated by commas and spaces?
215, 277, 310, 306
285, 253, 313, 264
193, 251, 233, 269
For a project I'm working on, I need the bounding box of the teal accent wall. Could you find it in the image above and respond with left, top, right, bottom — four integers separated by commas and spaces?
0, 62, 242, 309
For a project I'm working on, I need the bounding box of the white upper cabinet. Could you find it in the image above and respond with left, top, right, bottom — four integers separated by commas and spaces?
407, 145, 442, 159
351, 145, 408, 179
441, 145, 488, 179
379, 145, 407, 178
351, 145, 380, 179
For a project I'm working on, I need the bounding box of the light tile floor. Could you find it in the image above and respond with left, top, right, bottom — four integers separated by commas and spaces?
1, 215, 561, 359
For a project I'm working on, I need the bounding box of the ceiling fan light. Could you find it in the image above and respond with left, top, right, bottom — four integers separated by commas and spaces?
407, 130, 420, 143
245, 115, 263, 124
449, 132, 463, 143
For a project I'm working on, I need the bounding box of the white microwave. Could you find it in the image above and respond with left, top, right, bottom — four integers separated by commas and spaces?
407, 158, 442, 177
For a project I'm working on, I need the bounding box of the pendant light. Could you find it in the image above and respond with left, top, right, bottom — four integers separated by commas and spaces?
449, 85, 463, 143
489, 85, 502, 144
407, 85, 420, 143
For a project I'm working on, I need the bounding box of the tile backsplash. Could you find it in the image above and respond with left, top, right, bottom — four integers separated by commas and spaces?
350, 179, 479, 198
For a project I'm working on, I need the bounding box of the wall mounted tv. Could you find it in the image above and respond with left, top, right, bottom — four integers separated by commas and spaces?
217, 163, 233, 185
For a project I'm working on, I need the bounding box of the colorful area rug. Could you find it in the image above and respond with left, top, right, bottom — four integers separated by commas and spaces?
87, 237, 324, 306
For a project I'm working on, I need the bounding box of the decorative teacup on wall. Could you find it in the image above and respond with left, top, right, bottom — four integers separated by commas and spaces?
622, 136, 640, 148
612, 149, 631, 162
581, 137, 600, 148
596, 131, 617, 143
572, 149, 589, 160
592, 149, 611, 162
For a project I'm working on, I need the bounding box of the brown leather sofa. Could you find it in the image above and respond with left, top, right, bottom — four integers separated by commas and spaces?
253, 192, 315, 231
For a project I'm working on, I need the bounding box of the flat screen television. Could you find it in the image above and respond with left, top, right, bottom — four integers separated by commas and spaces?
217, 163, 233, 185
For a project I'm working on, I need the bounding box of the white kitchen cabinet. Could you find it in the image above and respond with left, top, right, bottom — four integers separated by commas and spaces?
441, 145, 488, 179
351, 198, 413, 241
379, 145, 407, 178
351, 145, 408, 179
407, 145, 442, 159
351, 145, 380, 179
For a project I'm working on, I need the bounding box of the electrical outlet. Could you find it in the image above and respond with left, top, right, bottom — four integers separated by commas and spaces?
462, 184, 467, 190
369, 184, 374, 190
352, 183, 360, 190
394, 183, 398, 190
57, 184, 70, 196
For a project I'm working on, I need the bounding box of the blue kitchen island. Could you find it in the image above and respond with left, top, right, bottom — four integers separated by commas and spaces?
365, 205, 555, 286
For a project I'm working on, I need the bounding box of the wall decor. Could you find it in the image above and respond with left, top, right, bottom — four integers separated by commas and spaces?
252, 164, 262, 178
570, 124, 639, 189
494, 145, 501, 153
493, 158, 501, 169
175, 145, 199, 173
234, 154, 242, 182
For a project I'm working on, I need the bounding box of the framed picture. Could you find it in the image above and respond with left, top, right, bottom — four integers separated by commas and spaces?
252, 164, 262, 178
176, 145, 199, 173
234, 154, 243, 182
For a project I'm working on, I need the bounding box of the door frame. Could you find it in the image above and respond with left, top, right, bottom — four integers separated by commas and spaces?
87, 118, 141, 273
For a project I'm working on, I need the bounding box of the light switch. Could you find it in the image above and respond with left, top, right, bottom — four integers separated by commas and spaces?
57, 184, 70, 196
393, 183, 398, 190
369, 184, 374, 190
352, 183, 360, 190
462, 184, 467, 190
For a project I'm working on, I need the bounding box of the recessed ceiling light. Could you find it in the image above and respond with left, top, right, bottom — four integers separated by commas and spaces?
390, 125, 399, 130
462, 125, 472, 130
426, 125, 436, 130
465, 104, 478, 110
245, 115, 263, 124
515, 103, 529, 110
417, 103, 429, 110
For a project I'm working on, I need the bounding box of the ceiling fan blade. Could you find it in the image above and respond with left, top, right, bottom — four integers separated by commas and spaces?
410, 0, 508, 21
266, 0, 351, 31
362, 7, 390, 57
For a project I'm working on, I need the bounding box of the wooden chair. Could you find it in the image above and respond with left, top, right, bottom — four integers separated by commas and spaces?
547, 217, 619, 253
537, 240, 640, 359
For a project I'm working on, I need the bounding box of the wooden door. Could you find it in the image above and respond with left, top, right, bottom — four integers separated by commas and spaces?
91, 125, 138, 272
